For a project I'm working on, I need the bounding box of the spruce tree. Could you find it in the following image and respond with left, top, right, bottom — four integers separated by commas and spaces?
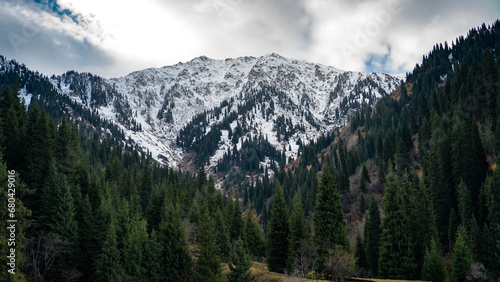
146, 230, 163, 282
451, 225, 473, 282
421, 239, 447, 282
214, 208, 232, 262
288, 191, 309, 271
266, 181, 290, 273
355, 231, 367, 268
227, 238, 252, 282
158, 202, 192, 281
378, 165, 416, 279
313, 161, 349, 271
194, 209, 222, 282
242, 205, 264, 260
123, 215, 148, 281
232, 198, 244, 241
364, 195, 381, 275
94, 223, 124, 282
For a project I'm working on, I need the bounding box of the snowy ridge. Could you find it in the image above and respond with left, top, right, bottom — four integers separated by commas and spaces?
44, 54, 402, 170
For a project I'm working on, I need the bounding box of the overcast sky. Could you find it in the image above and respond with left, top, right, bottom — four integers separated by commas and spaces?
0, 0, 498, 78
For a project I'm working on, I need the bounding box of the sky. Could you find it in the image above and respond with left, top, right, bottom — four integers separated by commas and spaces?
0, 0, 498, 79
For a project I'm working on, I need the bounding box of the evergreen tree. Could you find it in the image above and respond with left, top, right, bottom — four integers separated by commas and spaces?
355, 231, 367, 268
227, 238, 253, 282
158, 202, 192, 281
194, 209, 222, 282
123, 215, 148, 281
214, 208, 232, 262
242, 205, 264, 260
266, 181, 290, 273
140, 158, 153, 213
146, 230, 163, 282
421, 239, 448, 282
94, 223, 124, 282
287, 191, 309, 270
378, 166, 417, 279
232, 198, 244, 241
364, 195, 381, 275
451, 225, 473, 282
313, 161, 349, 271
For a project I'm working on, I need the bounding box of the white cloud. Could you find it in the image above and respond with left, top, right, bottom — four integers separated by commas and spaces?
0, 0, 499, 77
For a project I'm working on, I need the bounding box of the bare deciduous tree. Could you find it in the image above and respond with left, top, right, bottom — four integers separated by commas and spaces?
24, 231, 68, 281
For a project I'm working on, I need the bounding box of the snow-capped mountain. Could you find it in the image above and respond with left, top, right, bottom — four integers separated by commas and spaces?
2, 53, 402, 171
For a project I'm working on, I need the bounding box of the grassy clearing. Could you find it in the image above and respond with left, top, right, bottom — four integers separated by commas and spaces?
221, 261, 425, 282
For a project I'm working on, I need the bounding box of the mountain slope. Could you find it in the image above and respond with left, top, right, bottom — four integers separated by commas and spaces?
1, 53, 402, 172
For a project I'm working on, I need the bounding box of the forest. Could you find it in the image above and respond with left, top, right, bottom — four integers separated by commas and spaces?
0, 21, 499, 281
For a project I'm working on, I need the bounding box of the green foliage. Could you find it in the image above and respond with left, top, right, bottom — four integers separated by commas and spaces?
242, 205, 265, 260
227, 238, 252, 282
94, 223, 125, 282
314, 161, 350, 265
451, 225, 473, 282
378, 167, 417, 279
194, 209, 222, 282
266, 181, 290, 273
364, 195, 381, 275
421, 239, 448, 282
354, 231, 367, 268
159, 202, 192, 281
287, 191, 309, 270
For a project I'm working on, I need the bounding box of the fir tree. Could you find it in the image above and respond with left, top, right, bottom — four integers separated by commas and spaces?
313, 161, 349, 271
94, 223, 124, 282
378, 165, 417, 279
227, 238, 252, 282
146, 230, 163, 282
194, 209, 222, 282
287, 191, 309, 270
451, 225, 473, 282
355, 231, 367, 268
242, 205, 264, 260
364, 195, 381, 275
158, 202, 192, 281
214, 208, 232, 262
421, 239, 447, 282
266, 181, 290, 273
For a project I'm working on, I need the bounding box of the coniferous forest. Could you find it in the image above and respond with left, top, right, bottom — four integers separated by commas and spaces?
1, 21, 500, 282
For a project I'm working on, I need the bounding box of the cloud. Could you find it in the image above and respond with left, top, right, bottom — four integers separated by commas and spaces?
0, 0, 498, 77
0, 0, 114, 76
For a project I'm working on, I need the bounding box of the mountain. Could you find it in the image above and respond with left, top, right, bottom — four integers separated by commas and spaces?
1, 53, 402, 172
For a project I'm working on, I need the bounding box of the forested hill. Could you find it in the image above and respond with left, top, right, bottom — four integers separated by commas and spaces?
300, 19, 500, 280
0, 20, 499, 282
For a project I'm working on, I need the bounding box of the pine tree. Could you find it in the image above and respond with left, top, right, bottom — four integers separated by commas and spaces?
313, 161, 349, 271
227, 238, 252, 282
421, 239, 447, 282
194, 209, 222, 282
266, 181, 290, 273
288, 191, 309, 270
158, 202, 192, 281
364, 195, 381, 275
451, 225, 473, 282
